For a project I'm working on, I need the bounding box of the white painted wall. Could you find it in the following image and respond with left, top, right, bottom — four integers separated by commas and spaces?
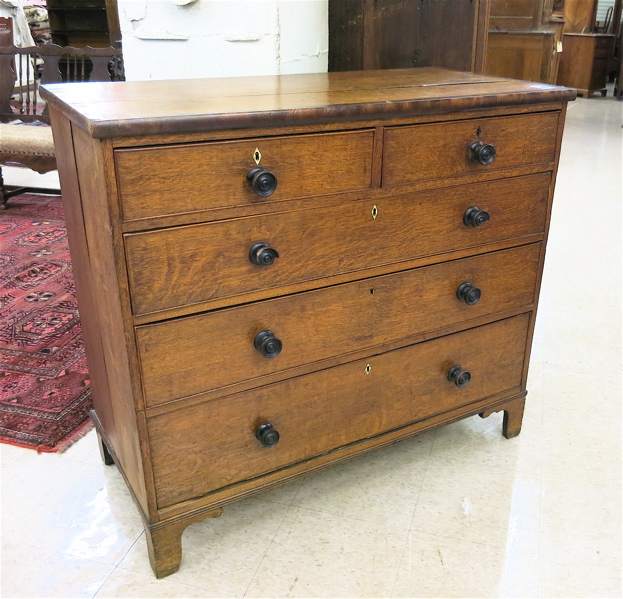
117, 0, 328, 81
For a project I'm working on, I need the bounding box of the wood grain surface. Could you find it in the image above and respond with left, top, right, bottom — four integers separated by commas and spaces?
137, 243, 541, 407
116, 130, 374, 221
382, 111, 559, 186
124, 173, 551, 316
40, 68, 575, 138
147, 314, 530, 508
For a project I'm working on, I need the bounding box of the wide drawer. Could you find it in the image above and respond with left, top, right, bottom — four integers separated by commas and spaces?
589, 59, 609, 88
593, 45, 613, 58
148, 314, 530, 508
137, 244, 541, 407
125, 173, 550, 316
382, 112, 559, 187
115, 130, 374, 221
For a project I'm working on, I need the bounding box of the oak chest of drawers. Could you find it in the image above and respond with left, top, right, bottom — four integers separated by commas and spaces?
41, 68, 575, 578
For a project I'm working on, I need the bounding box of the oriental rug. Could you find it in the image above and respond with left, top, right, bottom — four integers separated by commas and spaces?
0, 193, 92, 452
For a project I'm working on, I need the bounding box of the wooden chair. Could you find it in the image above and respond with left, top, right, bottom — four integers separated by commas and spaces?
615, 16, 623, 100
0, 40, 123, 208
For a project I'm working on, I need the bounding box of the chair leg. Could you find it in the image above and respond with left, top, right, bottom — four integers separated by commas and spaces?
0, 166, 7, 210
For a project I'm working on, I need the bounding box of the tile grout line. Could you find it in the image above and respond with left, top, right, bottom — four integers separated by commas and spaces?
91, 564, 120, 599
241, 502, 293, 598
389, 430, 438, 597
90, 531, 144, 598
535, 357, 545, 598
109, 529, 237, 596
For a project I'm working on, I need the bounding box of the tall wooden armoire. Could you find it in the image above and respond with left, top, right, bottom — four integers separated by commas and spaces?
328, 0, 490, 73
486, 0, 566, 84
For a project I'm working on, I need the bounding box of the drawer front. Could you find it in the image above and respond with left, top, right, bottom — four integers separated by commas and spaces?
382, 112, 559, 187
137, 244, 541, 407
148, 314, 530, 508
593, 45, 612, 58
589, 59, 609, 89
115, 130, 374, 221
125, 173, 550, 315
593, 36, 614, 54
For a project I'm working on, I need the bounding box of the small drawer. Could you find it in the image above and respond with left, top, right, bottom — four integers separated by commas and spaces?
382, 112, 559, 187
125, 173, 550, 316
147, 313, 530, 508
593, 45, 613, 58
115, 130, 374, 221
137, 244, 541, 407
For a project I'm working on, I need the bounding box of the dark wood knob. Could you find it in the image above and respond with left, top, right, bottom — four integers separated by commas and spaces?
247, 167, 278, 196
447, 365, 471, 388
249, 242, 279, 266
254, 330, 282, 358
456, 282, 481, 305
463, 206, 490, 227
255, 423, 280, 448
470, 141, 496, 165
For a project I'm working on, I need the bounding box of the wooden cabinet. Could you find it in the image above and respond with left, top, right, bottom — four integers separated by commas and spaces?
486, 0, 565, 83
557, 33, 616, 95
487, 31, 559, 82
328, 0, 490, 73
47, 0, 121, 48
41, 69, 574, 579
562, 0, 597, 32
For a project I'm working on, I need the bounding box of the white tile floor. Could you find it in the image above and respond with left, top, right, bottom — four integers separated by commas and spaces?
1, 92, 621, 598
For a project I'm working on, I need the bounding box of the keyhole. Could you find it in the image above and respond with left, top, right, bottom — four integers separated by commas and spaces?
476, 127, 482, 137
253, 148, 262, 165
369, 288, 375, 295
372, 205, 378, 220
365, 364, 372, 374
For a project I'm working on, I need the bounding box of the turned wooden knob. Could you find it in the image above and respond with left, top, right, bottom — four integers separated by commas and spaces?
254, 330, 282, 358
247, 167, 278, 196
470, 141, 496, 165
447, 365, 471, 388
249, 242, 279, 266
456, 282, 481, 306
463, 206, 490, 227
255, 423, 280, 447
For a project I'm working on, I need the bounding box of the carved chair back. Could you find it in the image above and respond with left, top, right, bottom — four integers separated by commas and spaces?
0, 43, 124, 124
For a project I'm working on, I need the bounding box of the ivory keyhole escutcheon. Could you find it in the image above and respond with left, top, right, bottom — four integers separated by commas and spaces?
365, 364, 372, 374
372, 205, 378, 220
253, 148, 262, 165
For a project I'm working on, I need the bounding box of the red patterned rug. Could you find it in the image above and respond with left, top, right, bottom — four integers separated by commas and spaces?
0, 193, 92, 452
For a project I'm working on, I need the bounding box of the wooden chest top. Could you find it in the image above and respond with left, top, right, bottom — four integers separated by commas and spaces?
40, 67, 575, 138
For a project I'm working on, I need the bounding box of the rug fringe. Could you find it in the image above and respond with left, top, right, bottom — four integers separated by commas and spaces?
44, 418, 94, 454
0, 419, 94, 454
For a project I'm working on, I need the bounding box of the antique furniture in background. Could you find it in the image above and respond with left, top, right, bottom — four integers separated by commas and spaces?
615, 17, 623, 97
42, 69, 574, 578
328, 0, 490, 73
563, 0, 598, 31
487, 30, 559, 82
46, 0, 120, 48
556, 32, 616, 94
0, 40, 123, 208
486, 0, 565, 83
552, 0, 620, 95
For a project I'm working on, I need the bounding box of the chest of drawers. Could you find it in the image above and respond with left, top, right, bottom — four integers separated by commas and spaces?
556, 33, 616, 98
41, 68, 575, 578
